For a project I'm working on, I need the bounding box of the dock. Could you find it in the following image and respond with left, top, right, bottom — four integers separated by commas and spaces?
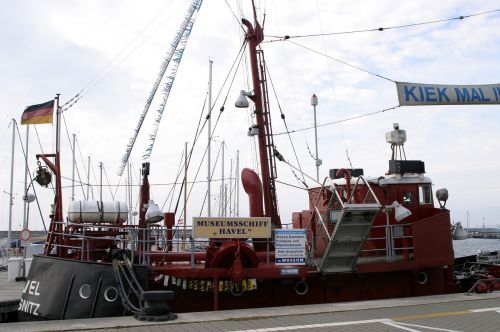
0, 271, 24, 322
1, 270, 499, 332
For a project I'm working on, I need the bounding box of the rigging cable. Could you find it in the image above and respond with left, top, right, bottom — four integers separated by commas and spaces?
265, 9, 500, 40
14, 122, 47, 232
75, 138, 91, 200
62, 113, 88, 200
264, 61, 307, 188
288, 40, 394, 82
237, 0, 259, 172
198, 142, 223, 217
314, 0, 353, 169
102, 164, 116, 201
274, 105, 400, 136
224, 0, 246, 33
59, 0, 190, 113
171, 40, 247, 218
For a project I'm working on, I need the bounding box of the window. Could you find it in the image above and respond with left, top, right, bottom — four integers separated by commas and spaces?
403, 192, 413, 205
418, 185, 432, 205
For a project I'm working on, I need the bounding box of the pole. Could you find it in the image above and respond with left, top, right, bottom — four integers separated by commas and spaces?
54, 94, 64, 256
71, 134, 76, 201
7, 119, 16, 248
99, 162, 103, 202
221, 141, 225, 217
311, 94, 320, 182
229, 159, 233, 216
23, 125, 30, 229
207, 59, 213, 217
183, 142, 188, 250
86, 156, 90, 200
236, 150, 239, 217
127, 162, 133, 225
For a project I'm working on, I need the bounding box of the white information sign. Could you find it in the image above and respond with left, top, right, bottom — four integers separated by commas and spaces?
275, 229, 306, 265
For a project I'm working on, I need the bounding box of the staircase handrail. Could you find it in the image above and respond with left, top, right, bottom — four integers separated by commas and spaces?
349, 175, 382, 207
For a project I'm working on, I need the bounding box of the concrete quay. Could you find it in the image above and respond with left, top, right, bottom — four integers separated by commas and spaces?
1, 290, 499, 332
0, 271, 24, 322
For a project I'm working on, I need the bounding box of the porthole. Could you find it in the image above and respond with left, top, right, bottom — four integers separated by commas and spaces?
417, 271, 428, 285
104, 287, 118, 302
79, 284, 91, 299
294, 281, 309, 296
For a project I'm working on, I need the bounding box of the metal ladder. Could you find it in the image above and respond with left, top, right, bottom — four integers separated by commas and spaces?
317, 176, 381, 274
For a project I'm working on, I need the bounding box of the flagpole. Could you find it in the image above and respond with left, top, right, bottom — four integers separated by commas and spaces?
23, 125, 30, 229
7, 119, 16, 249
54, 94, 64, 256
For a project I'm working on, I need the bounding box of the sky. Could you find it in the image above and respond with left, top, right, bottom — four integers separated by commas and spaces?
0, 0, 499, 232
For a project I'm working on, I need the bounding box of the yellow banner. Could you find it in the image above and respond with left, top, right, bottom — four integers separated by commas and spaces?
192, 217, 271, 238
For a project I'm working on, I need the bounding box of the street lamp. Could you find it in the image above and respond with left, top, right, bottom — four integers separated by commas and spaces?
311, 94, 322, 182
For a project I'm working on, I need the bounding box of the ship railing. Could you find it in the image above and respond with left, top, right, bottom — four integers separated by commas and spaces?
49, 222, 414, 267
48, 222, 316, 267
361, 224, 414, 262
305, 177, 341, 246
348, 175, 382, 206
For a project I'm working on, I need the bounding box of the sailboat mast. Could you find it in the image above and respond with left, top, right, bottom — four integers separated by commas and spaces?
7, 119, 16, 249
207, 59, 213, 217
236, 150, 239, 217
221, 141, 225, 217
86, 156, 90, 200
71, 133, 76, 201
23, 124, 30, 229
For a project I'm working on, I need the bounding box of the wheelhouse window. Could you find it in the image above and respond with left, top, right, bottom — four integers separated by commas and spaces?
403, 192, 413, 206
418, 185, 432, 205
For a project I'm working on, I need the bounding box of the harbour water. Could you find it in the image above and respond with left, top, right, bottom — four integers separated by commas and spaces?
453, 238, 500, 257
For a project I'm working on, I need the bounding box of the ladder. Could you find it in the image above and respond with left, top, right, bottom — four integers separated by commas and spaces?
317, 176, 381, 273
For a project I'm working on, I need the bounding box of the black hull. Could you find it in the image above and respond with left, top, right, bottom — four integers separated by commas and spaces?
20, 255, 453, 320
19, 255, 147, 321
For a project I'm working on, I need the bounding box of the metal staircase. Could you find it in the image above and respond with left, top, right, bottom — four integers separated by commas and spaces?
316, 176, 381, 274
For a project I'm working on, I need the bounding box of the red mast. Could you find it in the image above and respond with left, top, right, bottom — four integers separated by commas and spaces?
38, 94, 64, 256
241, 15, 281, 228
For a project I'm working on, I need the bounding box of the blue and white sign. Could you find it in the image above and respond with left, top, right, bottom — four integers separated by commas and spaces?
275, 229, 306, 265
396, 82, 500, 106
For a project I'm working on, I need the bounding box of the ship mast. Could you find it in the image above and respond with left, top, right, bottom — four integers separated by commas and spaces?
241, 10, 281, 228
37, 94, 64, 256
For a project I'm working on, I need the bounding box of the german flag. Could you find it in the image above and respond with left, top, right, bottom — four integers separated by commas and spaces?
21, 100, 54, 125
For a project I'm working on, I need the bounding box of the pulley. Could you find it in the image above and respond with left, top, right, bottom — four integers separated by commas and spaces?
35, 161, 52, 187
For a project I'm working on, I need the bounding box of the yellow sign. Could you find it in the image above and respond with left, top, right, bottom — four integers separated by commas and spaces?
192, 217, 271, 238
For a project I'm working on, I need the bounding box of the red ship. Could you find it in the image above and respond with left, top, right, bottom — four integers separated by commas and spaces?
20, 4, 490, 322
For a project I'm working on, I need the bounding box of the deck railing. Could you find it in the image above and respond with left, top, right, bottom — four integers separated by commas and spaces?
44, 215, 414, 268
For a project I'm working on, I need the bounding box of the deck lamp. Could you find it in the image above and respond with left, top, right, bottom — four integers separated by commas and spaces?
145, 200, 164, 223
235, 90, 251, 108
393, 201, 412, 222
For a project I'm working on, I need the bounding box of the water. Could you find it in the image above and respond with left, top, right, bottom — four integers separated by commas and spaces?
453, 238, 500, 257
